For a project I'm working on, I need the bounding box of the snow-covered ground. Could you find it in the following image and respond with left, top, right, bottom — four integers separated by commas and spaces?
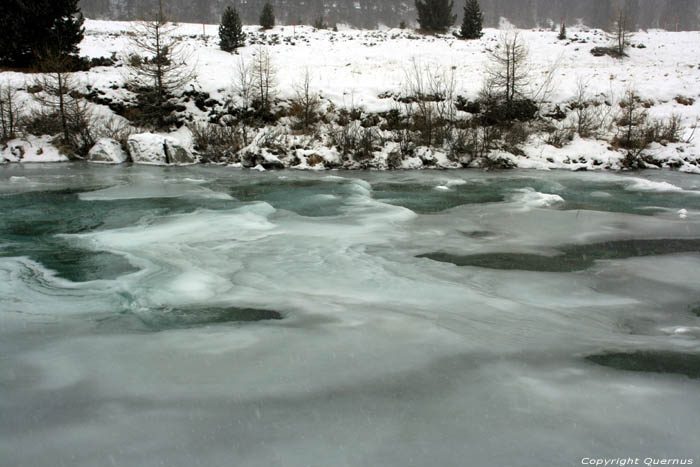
1, 19, 700, 171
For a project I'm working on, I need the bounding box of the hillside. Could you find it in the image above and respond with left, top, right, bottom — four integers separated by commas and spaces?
1, 19, 700, 172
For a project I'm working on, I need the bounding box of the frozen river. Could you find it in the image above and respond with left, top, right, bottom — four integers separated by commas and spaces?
1, 165, 699, 467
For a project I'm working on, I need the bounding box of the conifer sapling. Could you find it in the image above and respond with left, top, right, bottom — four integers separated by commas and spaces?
260, 3, 275, 30
460, 0, 484, 39
220, 7, 246, 53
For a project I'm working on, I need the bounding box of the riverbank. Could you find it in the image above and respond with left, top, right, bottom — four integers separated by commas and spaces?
1, 20, 699, 172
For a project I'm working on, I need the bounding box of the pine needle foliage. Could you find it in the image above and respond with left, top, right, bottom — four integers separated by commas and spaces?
460, 0, 483, 39
0, 0, 85, 67
220, 7, 246, 53
415, 0, 456, 33
260, 3, 275, 29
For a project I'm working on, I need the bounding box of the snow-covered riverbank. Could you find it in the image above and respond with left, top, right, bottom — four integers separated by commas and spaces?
1, 19, 699, 172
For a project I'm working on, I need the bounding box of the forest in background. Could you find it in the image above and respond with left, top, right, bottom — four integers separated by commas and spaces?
78, 0, 700, 30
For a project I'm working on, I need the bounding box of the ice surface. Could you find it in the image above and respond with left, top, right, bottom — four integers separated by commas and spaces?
1, 166, 699, 467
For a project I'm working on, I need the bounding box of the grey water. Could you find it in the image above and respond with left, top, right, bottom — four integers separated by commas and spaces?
1, 165, 699, 467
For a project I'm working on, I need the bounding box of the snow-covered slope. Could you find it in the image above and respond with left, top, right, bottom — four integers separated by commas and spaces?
77, 20, 700, 112
1, 19, 699, 170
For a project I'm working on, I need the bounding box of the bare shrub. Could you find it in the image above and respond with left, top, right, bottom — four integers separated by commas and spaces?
0, 85, 21, 142
402, 59, 457, 147
29, 53, 101, 155
32, 53, 81, 144
189, 119, 245, 163
329, 122, 361, 159
643, 114, 683, 145
22, 108, 63, 137
251, 46, 277, 112
486, 31, 531, 109
568, 77, 601, 138
544, 122, 574, 148
290, 69, 321, 133
356, 127, 381, 161
232, 56, 254, 108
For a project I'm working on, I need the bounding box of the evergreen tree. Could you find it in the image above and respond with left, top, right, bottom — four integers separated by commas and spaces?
219, 6, 246, 53
127, 1, 196, 128
0, 0, 85, 68
260, 2, 275, 29
415, 0, 456, 32
558, 22, 567, 40
460, 0, 483, 39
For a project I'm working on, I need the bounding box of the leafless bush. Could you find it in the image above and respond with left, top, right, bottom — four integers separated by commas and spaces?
31, 53, 81, 144
402, 59, 457, 147
21, 108, 63, 137
255, 127, 285, 151
289, 69, 321, 133
503, 122, 530, 152
544, 122, 575, 148
445, 127, 473, 163
568, 77, 602, 138
232, 56, 254, 108
356, 127, 381, 161
0, 85, 21, 142
329, 121, 361, 158
67, 100, 100, 155
251, 46, 277, 112
465, 124, 501, 161
93, 117, 135, 148
611, 88, 685, 158
643, 114, 683, 145
189, 120, 245, 163
486, 31, 531, 108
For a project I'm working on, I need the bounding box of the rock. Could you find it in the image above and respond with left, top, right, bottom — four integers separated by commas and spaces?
306, 154, 324, 166
88, 138, 129, 164
241, 151, 282, 169
127, 134, 196, 165
127, 133, 168, 165
261, 155, 284, 170
241, 151, 262, 168
164, 137, 196, 164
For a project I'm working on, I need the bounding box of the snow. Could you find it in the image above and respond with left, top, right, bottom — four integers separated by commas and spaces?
0, 136, 69, 163
75, 20, 700, 112
87, 138, 129, 164
127, 133, 169, 165
509, 187, 565, 210
164, 136, 197, 165
1, 20, 700, 170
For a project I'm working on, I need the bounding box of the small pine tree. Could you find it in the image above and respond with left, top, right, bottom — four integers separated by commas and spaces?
219, 7, 246, 53
260, 3, 275, 30
558, 22, 567, 40
460, 0, 483, 39
415, 0, 456, 32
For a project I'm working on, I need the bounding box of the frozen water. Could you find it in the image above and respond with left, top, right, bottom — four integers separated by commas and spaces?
1, 166, 699, 467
